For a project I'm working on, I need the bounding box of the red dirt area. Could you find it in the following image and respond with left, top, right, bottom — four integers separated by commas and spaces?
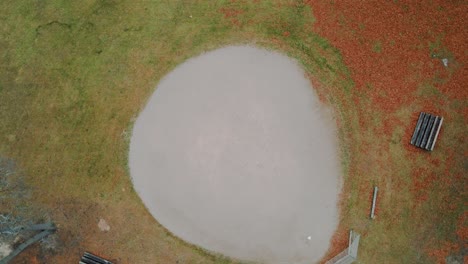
306, 1, 467, 263
308, 1, 467, 109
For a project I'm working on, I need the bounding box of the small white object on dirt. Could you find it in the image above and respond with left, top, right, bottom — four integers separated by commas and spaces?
442, 58, 449, 67
98, 218, 110, 232
0, 242, 12, 258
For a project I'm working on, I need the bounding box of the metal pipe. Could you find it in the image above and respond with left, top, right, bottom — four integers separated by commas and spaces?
370, 186, 378, 219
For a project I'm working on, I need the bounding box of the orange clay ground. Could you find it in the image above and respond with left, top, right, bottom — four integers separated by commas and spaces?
305, 1, 466, 263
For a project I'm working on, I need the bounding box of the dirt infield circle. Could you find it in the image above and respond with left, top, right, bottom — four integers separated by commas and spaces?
129, 46, 341, 264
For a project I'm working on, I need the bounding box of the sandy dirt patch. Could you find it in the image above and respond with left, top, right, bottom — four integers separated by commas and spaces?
129, 46, 341, 264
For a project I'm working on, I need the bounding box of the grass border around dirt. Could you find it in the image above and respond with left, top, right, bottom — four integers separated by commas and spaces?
2, 0, 464, 263
0, 1, 358, 263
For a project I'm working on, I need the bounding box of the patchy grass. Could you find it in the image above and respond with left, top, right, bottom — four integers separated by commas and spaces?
372, 41, 382, 53
0, 0, 354, 263
1, 0, 465, 263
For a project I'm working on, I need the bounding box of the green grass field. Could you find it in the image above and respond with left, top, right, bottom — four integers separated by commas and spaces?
0, 1, 464, 263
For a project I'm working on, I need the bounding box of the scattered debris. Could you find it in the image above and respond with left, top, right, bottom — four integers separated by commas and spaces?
0, 222, 56, 264
80, 251, 113, 264
0, 157, 30, 204
98, 219, 110, 232
39, 232, 59, 252
1, 157, 57, 261
0, 214, 28, 237
410, 112, 444, 151
441, 58, 449, 67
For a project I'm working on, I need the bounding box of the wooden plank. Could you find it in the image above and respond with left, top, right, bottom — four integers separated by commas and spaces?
83, 254, 105, 264
81, 252, 113, 264
429, 117, 443, 151
415, 113, 430, 147
425, 116, 439, 150
410, 112, 425, 145
80, 258, 103, 264
27, 223, 56, 231
421, 115, 436, 148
